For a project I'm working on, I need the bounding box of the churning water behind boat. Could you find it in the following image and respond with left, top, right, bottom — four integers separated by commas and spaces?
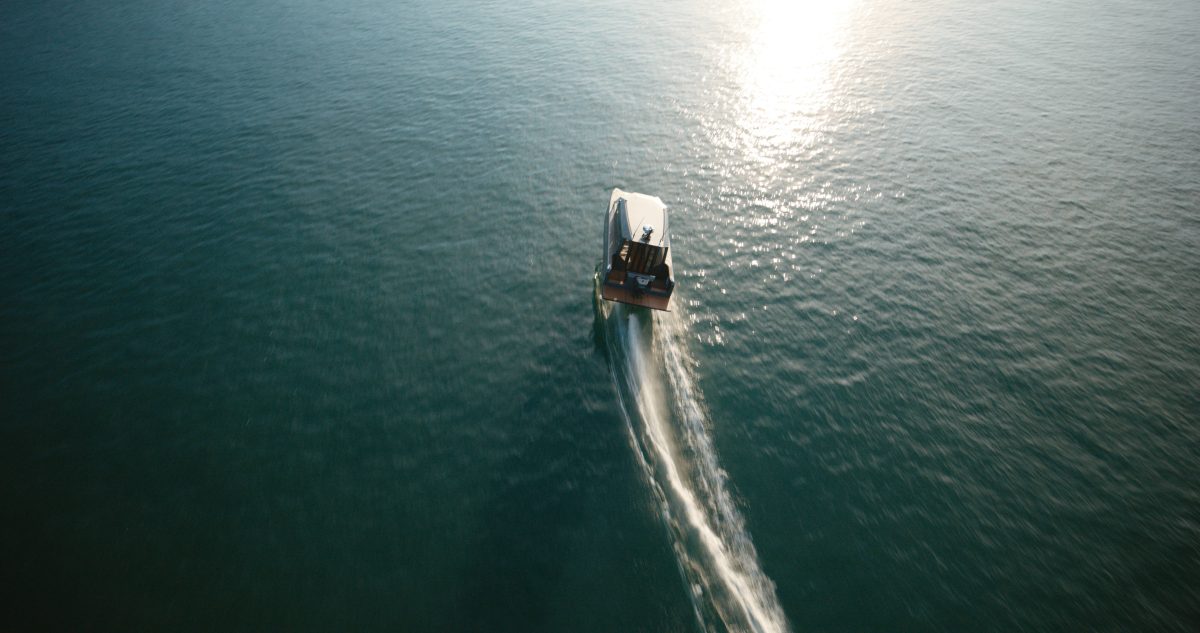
598, 289, 790, 633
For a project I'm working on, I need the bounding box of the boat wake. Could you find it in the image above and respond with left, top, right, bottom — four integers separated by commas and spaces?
596, 284, 790, 633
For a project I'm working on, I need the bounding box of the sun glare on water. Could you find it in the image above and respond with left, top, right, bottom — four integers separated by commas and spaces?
733, 0, 857, 152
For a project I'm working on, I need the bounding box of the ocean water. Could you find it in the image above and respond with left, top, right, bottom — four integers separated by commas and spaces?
2, 0, 1198, 631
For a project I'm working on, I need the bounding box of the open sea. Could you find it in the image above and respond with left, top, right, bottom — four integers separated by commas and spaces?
3, 0, 1199, 631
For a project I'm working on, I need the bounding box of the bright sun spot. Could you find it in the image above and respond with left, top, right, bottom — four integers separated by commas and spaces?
736, 0, 856, 148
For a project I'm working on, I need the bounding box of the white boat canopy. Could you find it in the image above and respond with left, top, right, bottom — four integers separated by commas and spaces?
614, 189, 669, 248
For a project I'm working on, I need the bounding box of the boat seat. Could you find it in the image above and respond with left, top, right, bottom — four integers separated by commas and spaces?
607, 253, 627, 282
650, 262, 671, 289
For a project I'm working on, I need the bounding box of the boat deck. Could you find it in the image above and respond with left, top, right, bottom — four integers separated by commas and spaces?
601, 284, 671, 311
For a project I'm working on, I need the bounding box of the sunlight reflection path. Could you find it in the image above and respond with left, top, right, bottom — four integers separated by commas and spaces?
733, 0, 857, 157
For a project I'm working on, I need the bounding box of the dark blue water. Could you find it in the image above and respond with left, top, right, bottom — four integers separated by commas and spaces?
3, 0, 1198, 631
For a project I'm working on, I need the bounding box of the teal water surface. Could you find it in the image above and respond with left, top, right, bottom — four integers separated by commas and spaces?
3, 0, 1199, 631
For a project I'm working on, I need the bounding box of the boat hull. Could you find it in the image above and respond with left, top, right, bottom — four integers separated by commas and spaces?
601, 188, 674, 312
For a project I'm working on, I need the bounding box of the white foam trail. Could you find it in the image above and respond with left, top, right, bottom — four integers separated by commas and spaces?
606, 301, 790, 633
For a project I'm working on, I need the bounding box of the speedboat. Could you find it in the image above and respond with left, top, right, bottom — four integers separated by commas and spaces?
600, 188, 675, 311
